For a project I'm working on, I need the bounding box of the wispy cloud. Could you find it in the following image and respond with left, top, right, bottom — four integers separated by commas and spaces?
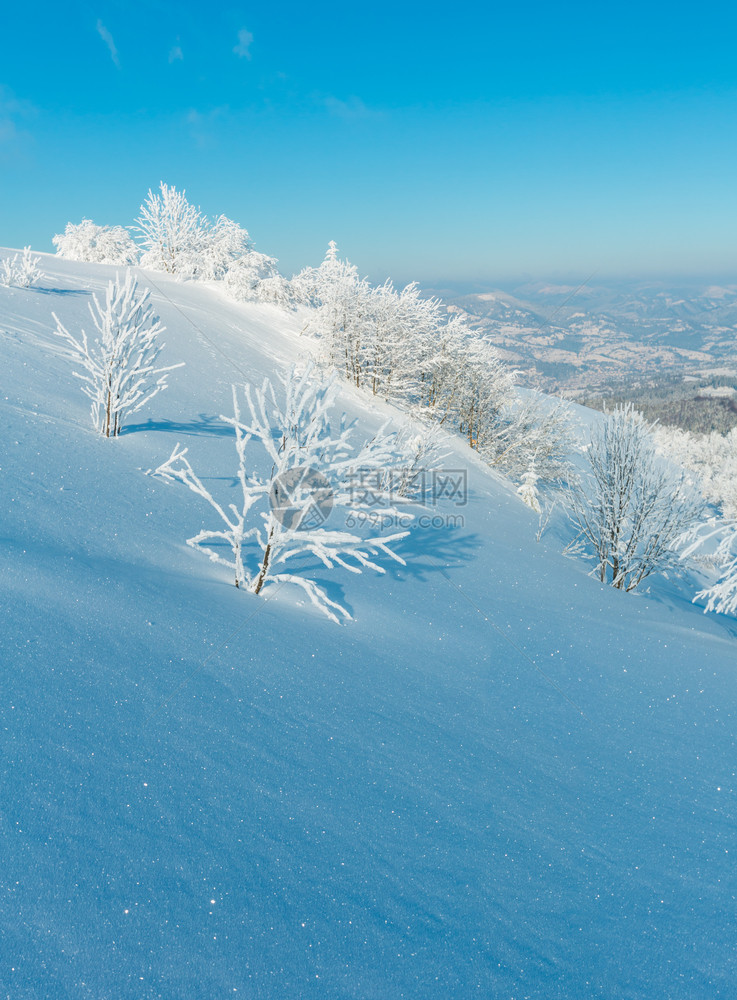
323, 95, 380, 121
0, 116, 18, 149
186, 106, 229, 148
0, 86, 35, 160
169, 43, 184, 63
96, 19, 120, 68
233, 28, 253, 59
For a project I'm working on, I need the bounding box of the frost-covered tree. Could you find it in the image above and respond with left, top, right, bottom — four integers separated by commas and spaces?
198, 215, 253, 281
517, 462, 542, 513
222, 249, 286, 302
295, 242, 575, 488
252, 273, 295, 308
454, 335, 517, 450
653, 424, 737, 518
416, 314, 466, 422
564, 404, 702, 591
154, 365, 410, 623
0, 247, 43, 288
52, 220, 139, 265
298, 244, 365, 371
379, 420, 449, 501
381, 282, 448, 401
52, 271, 183, 437
135, 182, 208, 277
679, 520, 737, 615
292, 240, 357, 307
484, 393, 575, 482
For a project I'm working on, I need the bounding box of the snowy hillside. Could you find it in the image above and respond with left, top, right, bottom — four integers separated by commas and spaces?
1, 251, 736, 999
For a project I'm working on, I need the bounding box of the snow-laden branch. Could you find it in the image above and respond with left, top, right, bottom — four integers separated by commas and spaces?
153, 364, 412, 623
678, 519, 737, 615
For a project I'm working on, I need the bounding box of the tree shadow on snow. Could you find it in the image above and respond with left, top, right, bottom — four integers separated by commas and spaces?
390, 521, 480, 582
31, 287, 90, 297
281, 524, 481, 623
121, 414, 232, 437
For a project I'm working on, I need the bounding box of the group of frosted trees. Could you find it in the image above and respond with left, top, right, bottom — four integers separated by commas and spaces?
40, 272, 737, 618
53, 182, 290, 306
44, 182, 737, 618
52, 185, 572, 486
43, 258, 417, 619
652, 423, 737, 613
294, 242, 573, 486
290, 242, 737, 611
652, 424, 737, 518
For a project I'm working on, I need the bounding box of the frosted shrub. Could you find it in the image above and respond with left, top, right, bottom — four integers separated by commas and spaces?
154, 365, 410, 623
198, 215, 253, 281
517, 463, 542, 513
135, 182, 208, 278
252, 273, 295, 308
222, 250, 281, 301
52, 271, 183, 437
564, 404, 702, 591
0, 247, 43, 288
653, 424, 737, 518
380, 421, 449, 500
484, 394, 575, 482
52, 220, 139, 265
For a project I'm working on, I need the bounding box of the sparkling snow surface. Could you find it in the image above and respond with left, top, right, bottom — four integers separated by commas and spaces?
1, 252, 735, 999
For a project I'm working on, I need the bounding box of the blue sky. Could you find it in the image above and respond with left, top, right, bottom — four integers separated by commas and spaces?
1, 1, 736, 284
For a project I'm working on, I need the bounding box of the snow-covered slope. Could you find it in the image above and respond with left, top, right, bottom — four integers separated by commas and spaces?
1, 252, 735, 1000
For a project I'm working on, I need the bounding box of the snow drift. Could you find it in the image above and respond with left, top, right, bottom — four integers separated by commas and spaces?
1, 250, 735, 999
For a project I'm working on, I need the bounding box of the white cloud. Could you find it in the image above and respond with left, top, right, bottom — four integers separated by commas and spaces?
96, 19, 120, 68
169, 44, 184, 63
233, 28, 253, 59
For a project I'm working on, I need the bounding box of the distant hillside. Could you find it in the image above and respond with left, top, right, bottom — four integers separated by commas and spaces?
428, 278, 737, 399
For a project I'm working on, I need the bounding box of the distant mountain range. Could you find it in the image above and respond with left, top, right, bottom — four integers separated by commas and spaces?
427, 279, 737, 394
